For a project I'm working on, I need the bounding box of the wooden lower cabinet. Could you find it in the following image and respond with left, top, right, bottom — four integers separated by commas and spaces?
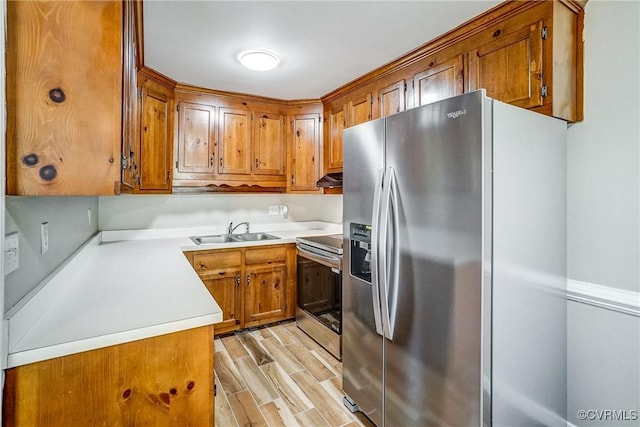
245, 264, 287, 326
185, 244, 297, 335
3, 325, 215, 427
201, 268, 242, 334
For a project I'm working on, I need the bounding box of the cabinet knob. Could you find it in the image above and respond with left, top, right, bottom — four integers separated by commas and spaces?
493, 29, 502, 37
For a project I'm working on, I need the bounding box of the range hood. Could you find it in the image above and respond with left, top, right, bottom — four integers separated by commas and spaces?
316, 172, 343, 188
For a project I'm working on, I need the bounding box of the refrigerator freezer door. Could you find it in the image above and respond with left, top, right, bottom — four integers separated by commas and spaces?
343, 118, 385, 426
383, 92, 487, 426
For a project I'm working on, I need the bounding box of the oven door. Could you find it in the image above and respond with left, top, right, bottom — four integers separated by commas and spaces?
296, 246, 342, 335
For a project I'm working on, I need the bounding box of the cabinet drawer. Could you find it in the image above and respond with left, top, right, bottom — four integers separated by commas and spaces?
193, 250, 241, 273
245, 246, 287, 265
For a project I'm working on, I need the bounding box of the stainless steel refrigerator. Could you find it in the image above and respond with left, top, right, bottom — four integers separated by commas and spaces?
342, 90, 567, 427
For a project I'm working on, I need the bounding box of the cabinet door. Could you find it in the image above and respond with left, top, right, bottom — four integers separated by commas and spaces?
245, 265, 287, 326
379, 80, 406, 117
177, 102, 216, 174
254, 113, 285, 176
219, 108, 252, 175
468, 23, 544, 109
6, 1, 122, 195
139, 88, 171, 191
201, 269, 242, 334
289, 114, 321, 192
347, 93, 372, 127
413, 56, 464, 107
326, 105, 346, 172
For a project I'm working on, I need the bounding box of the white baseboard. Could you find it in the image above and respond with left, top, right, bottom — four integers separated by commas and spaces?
567, 279, 640, 317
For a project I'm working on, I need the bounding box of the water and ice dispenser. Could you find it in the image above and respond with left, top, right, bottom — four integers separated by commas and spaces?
350, 223, 372, 283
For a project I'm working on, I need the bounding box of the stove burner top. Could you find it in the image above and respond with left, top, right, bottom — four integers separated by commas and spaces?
296, 234, 343, 255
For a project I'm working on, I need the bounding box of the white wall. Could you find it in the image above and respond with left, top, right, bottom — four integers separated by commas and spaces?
4, 197, 99, 313
98, 194, 343, 230
566, 1, 640, 425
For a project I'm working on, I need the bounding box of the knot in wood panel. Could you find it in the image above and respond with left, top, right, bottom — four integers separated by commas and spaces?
39, 165, 57, 181
22, 153, 39, 167
48, 88, 66, 103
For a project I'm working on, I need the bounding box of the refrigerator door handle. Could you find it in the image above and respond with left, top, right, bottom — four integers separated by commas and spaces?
388, 167, 400, 340
370, 167, 385, 336
379, 167, 398, 341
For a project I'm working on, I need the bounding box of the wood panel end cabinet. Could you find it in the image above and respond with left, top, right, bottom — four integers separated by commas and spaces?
6, 0, 123, 195
185, 244, 297, 335
3, 326, 215, 426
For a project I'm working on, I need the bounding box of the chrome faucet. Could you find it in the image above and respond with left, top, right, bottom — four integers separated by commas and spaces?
228, 221, 250, 235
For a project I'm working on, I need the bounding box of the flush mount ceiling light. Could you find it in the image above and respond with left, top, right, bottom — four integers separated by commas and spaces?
238, 49, 280, 71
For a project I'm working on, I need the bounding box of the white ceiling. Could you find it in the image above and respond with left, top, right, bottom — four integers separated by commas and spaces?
143, 1, 501, 100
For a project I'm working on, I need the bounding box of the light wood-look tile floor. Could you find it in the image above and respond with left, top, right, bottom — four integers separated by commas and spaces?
214, 320, 375, 427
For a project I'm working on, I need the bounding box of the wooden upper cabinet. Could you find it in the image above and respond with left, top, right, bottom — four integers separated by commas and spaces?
379, 80, 407, 118
468, 22, 543, 110
289, 114, 321, 192
321, 2, 582, 123
413, 56, 464, 107
6, 1, 123, 195
139, 88, 171, 191
254, 113, 285, 176
466, 1, 581, 121
218, 108, 252, 175
325, 104, 346, 172
176, 102, 216, 174
346, 93, 373, 127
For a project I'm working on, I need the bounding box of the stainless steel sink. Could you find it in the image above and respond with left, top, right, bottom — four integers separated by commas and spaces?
189, 232, 280, 245
231, 232, 280, 242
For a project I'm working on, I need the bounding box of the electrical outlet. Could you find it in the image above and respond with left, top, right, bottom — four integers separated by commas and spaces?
4, 232, 19, 276
88, 208, 92, 227
268, 205, 279, 216
41, 222, 49, 254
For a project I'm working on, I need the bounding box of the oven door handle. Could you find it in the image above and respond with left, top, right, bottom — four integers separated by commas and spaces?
297, 246, 342, 271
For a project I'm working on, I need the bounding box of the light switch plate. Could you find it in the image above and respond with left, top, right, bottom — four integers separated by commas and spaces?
41, 222, 49, 254
4, 232, 19, 276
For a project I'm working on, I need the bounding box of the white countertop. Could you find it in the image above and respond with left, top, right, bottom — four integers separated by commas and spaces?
7, 221, 341, 368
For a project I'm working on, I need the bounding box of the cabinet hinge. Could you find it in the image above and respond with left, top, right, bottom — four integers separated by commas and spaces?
214, 384, 217, 397
175, 161, 179, 169
121, 154, 128, 170
137, 88, 142, 98
176, 104, 180, 112
404, 82, 408, 92
541, 26, 548, 40
541, 84, 548, 98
